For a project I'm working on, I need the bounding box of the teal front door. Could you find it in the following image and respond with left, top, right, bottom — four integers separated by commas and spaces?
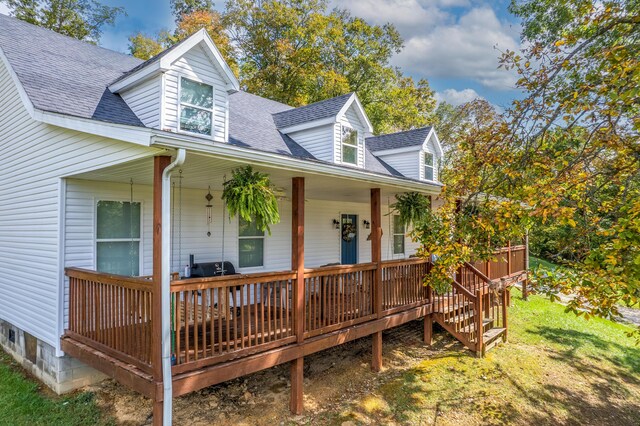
341, 214, 358, 264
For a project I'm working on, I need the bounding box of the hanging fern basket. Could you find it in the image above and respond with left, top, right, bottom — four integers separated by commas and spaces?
222, 166, 281, 235
390, 192, 431, 228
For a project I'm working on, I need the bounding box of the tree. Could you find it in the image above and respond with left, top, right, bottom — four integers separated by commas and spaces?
223, 0, 436, 133
128, 5, 237, 73
170, 0, 213, 22
413, 0, 639, 338
2, 0, 125, 42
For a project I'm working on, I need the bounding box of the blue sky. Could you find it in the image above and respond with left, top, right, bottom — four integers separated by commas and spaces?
1, 0, 523, 107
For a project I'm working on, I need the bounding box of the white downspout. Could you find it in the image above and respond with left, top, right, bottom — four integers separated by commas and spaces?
161, 148, 186, 425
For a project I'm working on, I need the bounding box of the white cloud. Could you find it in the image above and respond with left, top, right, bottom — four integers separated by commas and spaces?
435, 88, 482, 106
0, 4, 10, 15
395, 7, 520, 90
332, 0, 449, 37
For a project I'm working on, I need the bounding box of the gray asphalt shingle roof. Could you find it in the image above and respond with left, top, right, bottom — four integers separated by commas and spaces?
0, 15, 422, 181
272, 93, 353, 129
366, 127, 432, 152
0, 13, 144, 127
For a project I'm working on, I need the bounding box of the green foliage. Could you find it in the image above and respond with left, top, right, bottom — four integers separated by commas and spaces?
223, 0, 436, 133
170, 0, 213, 21
221, 166, 280, 235
2, 0, 125, 42
389, 192, 431, 229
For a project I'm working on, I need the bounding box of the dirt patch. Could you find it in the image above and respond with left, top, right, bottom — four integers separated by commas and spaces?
88, 321, 437, 425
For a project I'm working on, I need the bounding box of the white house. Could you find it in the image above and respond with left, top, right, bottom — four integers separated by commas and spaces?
0, 14, 525, 424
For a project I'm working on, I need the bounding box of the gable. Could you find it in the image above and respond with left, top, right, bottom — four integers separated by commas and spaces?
161, 45, 230, 141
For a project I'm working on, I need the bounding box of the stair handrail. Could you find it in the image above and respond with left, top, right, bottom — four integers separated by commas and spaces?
463, 262, 492, 284
451, 279, 477, 300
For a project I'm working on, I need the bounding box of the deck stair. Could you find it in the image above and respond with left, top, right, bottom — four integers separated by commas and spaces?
432, 262, 510, 356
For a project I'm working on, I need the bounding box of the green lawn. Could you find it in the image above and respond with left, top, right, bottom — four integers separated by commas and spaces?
529, 255, 561, 270
332, 288, 640, 425
0, 351, 113, 426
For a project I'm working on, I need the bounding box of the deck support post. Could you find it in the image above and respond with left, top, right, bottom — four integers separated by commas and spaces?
523, 232, 529, 300
423, 315, 433, 346
290, 177, 305, 414
152, 155, 172, 426
507, 241, 512, 306
371, 188, 383, 372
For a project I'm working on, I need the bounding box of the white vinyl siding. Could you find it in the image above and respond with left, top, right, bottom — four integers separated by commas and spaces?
287, 124, 334, 162
163, 45, 228, 142
335, 104, 366, 167
120, 77, 161, 128
374, 150, 422, 180
0, 58, 158, 352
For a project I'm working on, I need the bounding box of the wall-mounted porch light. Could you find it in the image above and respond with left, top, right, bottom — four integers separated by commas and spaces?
205, 186, 213, 237
332, 219, 340, 229
363, 220, 370, 229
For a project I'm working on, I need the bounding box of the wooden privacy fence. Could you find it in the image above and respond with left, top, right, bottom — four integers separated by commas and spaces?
303, 263, 376, 338
66, 268, 153, 373
381, 258, 431, 315
170, 271, 297, 374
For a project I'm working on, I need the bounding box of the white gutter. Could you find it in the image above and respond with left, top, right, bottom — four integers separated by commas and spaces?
161, 149, 186, 425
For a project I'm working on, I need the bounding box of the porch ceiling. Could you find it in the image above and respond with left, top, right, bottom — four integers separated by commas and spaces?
68, 152, 435, 203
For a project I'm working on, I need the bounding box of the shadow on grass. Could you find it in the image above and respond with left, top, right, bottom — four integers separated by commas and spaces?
528, 326, 640, 377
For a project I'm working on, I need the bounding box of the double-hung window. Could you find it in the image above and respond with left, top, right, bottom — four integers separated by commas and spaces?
424, 152, 435, 181
341, 125, 359, 165
238, 216, 265, 268
393, 215, 405, 255
179, 77, 214, 136
96, 201, 141, 276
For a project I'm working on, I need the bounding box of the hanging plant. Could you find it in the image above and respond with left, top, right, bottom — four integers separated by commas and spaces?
390, 192, 431, 228
222, 166, 280, 235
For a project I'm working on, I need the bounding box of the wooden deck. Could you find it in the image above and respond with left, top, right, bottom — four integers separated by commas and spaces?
61, 245, 528, 418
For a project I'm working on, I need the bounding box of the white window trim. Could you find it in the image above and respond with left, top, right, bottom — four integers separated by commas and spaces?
392, 214, 405, 256
423, 151, 435, 182
94, 198, 144, 276
340, 124, 360, 166
238, 216, 266, 270
177, 75, 215, 138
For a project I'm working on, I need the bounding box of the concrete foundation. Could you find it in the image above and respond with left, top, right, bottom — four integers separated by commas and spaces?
0, 319, 106, 394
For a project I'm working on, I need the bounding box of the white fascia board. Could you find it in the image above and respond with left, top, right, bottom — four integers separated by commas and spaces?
369, 145, 423, 156
109, 29, 240, 94
336, 93, 374, 133
423, 127, 444, 157
159, 29, 239, 93
108, 63, 164, 93
34, 110, 153, 146
277, 116, 337, 134
0, 46, 36, 117
150, 131, 443, 194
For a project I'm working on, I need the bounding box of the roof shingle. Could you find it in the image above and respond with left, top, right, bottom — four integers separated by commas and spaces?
272, 93, 353, 129
366, 127, 432, 152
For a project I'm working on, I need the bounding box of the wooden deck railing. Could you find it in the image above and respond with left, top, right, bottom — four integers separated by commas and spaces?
65, 248, 523, 378
434, 279, 479, 351
169, 271, 297, 374
381, 258, 431, 315
303, 263, 376, 338
65, 268, 154, 373
471, 243, 527, 281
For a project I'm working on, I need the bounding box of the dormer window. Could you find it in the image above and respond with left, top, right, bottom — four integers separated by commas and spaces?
179, 77, 214, 136
424, 152, 434, 181
341, 125, 359, 165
